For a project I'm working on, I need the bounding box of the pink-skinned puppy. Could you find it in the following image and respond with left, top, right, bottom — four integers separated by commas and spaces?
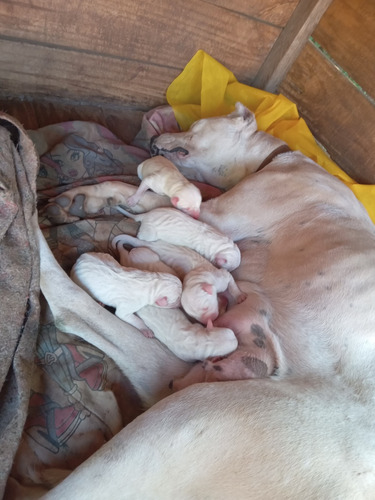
112, 234, 246, 325
115, 206, 241, 271
70, 252, 182, 338
126, 156, 202, 218
111, 238, 238, 362
115, 244, 179, 277
137, 305, 238, 362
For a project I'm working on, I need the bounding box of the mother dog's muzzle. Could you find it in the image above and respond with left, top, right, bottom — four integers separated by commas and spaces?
150, 135, 189, 158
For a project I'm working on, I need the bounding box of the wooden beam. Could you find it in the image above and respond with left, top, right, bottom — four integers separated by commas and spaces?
252, 0, 333, 92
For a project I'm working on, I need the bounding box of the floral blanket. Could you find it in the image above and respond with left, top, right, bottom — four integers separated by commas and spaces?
3, 106, 182, 498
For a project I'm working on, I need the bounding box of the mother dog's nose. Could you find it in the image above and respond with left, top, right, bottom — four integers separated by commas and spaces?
150, 135, 160, 156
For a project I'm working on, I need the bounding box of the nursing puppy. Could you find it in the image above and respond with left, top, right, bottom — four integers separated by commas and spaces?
71, 252, 182, 337
44, 104, 375, 498
116, 206, 241, 271
116, 244, 179, 276
113, 234, 246, 325
127, 156, 202, 218
181, 267, 246, 325
173, 281, 286, 390
137, 306, 237, 362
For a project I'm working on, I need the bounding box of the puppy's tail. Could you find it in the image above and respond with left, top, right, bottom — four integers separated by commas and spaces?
115, 205, 143, 221
112, 233, 144, 252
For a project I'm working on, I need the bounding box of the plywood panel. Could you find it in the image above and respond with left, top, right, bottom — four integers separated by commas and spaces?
0, 0, 280, 82
205, 0, 299, 26
0, 39, 180, 107
279, 41, 375, 184
313, 0, 375, 98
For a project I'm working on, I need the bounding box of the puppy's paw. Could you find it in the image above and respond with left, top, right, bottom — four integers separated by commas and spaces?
237, 292, 248, 304
140, 328, 155, 339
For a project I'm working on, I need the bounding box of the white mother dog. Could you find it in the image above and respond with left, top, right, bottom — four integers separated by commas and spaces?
42, 103, 375, 498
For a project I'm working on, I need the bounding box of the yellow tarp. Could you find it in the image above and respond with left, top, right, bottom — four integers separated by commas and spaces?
166, 50, 375, 223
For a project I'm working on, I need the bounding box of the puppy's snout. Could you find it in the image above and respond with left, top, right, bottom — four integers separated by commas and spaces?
150, 135, 160, 156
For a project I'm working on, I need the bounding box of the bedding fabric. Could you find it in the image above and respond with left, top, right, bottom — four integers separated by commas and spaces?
0, 115, 40, 495
1, 106, 179, 498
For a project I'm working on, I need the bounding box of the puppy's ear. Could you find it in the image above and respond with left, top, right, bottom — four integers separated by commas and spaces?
202, 283, 214, 295
155, 296, 168, 307
171, 196, 179, 207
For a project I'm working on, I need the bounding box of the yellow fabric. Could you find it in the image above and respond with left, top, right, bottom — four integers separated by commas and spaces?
166, 50, 375, 223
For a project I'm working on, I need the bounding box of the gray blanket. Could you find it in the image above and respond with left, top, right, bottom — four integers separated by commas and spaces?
0, 114, 41, 496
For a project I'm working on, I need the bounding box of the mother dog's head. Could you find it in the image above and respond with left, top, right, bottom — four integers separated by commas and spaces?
150, 102, 262, 189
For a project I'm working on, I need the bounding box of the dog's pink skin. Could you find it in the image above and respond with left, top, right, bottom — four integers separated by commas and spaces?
111, 242, 238, 362
174, 282, 284, 388
127, 156, 202, 218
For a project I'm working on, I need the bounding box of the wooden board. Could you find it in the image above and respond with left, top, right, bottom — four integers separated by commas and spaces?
205, 0, 299, 26
313, 0, 375, 98
279, 41, 375, 184
0, 0, 281, 104
252, 0, 333, 92
0, 39, 178, 108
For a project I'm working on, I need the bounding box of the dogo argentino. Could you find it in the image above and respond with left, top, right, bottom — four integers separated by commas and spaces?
116, 206, 241, 271
112, 233, 246, 326
126, 156, 202, 218
71, 251, 182, 337
42, 103, 375, 498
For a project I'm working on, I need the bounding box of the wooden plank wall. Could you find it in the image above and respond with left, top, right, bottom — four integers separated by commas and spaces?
279, 0, 375, 183
2, 0, 372, 186
0, 0, 305, 137
0, 0, 298, 107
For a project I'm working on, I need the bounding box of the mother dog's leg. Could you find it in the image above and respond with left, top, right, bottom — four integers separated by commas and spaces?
37, 227, 191, 406
43, 378, 375, 499
42, 181, 171, 224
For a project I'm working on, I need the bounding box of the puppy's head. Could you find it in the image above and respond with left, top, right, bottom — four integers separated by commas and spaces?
181, 281, 219, 325
214, 244, 241, 272
171, 184, 202, 219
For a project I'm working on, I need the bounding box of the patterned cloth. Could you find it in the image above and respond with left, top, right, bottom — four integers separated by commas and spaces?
5, 105, 180, 497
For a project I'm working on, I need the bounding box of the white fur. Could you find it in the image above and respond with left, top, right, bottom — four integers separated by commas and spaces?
112, 234, 212, 278
136, 306, 238, 362
181, 266, 246, 325
116, 244, 178, 276
151, 102, 287, 189
70, 252, 182, 337
113, 234, 246, 324
43, 104, 375, 498
112, 238, 238, 362
116, 206, 241, 271
127, 156, 202, 218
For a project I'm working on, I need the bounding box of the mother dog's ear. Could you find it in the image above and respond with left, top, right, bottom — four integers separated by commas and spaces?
229, 102, 255, 122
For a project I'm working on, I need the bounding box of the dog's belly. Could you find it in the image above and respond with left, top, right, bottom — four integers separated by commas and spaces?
213, 205, 375, 377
